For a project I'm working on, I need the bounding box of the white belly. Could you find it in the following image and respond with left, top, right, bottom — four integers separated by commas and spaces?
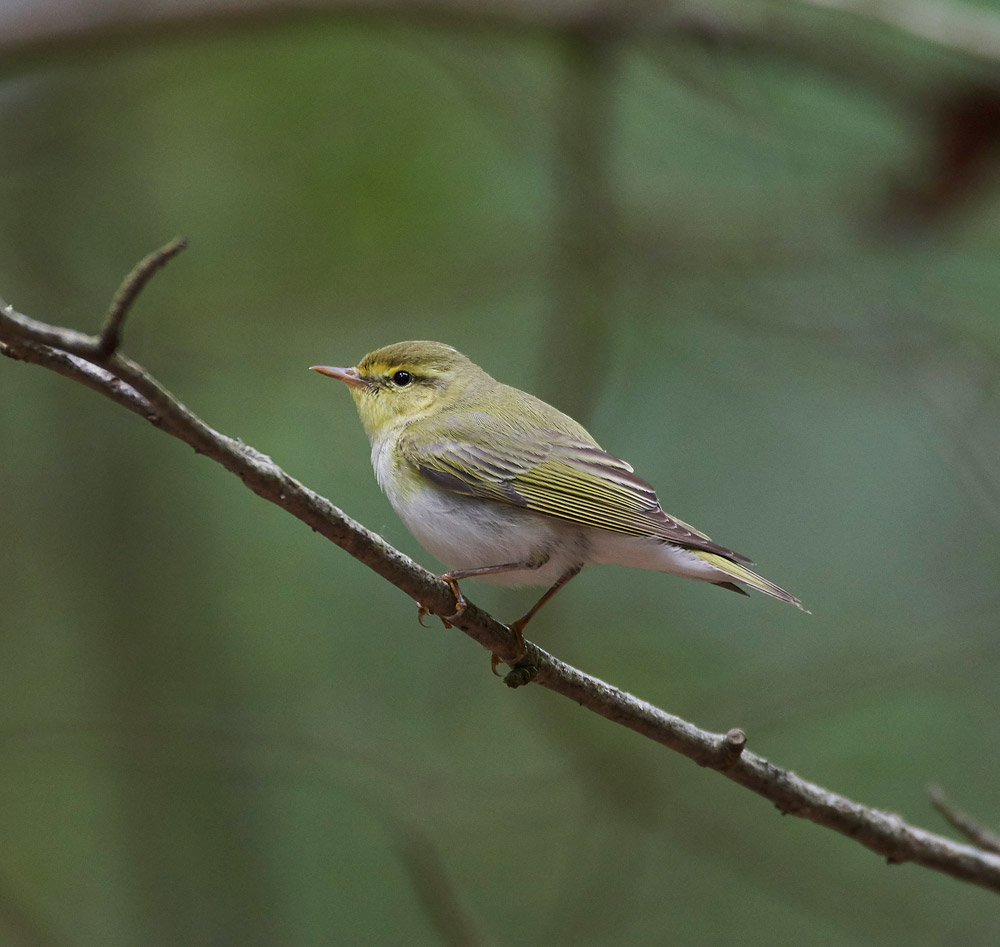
396, 481, 588, 587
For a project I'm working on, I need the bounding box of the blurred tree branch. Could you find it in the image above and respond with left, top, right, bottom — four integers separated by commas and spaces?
3, 243, 1000, 896
5, 0, 1000, 73
540, 27, 617, 423
393, 824, 484, 947
796, 0, 1000, 65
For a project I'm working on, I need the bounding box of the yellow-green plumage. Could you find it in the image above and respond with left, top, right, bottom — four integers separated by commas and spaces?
312, 341, 806, 629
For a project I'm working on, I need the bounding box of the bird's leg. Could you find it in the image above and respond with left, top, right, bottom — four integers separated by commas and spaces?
488, 564, 583, 675
437, 558, 547, 624
508, 565, 582, 647
425, 557, 553, 667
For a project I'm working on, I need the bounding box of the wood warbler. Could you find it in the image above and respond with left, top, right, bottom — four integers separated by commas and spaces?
312, 341, 805, 650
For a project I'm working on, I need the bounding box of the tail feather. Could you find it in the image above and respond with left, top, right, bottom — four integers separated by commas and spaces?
695, 551, 809, 613
713, 580, 750, 597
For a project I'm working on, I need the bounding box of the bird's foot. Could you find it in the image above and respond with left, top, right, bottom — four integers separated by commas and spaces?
438, 573, 468, 627
415, 602, 460, 630
490, 619, 528, 677
413, 575, 468, 630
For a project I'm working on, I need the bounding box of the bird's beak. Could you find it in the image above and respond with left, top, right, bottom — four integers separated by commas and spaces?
310, 365, 366, 389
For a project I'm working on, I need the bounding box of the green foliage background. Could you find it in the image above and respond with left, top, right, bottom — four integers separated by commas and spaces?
2, 10, 1000, 945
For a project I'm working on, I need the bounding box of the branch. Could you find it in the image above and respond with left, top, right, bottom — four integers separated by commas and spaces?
3, 246, 1000, 896
929, 785, 1000, 855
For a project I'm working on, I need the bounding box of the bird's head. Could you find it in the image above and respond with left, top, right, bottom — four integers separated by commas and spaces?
311, 341, 483, 439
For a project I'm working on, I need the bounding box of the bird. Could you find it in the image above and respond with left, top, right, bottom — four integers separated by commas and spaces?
311, 341, 805, 657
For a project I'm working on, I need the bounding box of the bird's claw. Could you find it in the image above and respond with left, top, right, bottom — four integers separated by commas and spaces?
489, 620, 528, 676
415, 602, 456, 630
414, 575, 467, 630
439, 574, 468, 624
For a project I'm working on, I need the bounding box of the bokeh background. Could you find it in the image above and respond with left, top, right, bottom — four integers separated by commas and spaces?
2, 1, 1000, 943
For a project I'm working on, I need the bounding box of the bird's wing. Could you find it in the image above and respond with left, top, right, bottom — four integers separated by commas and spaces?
398, 421, 751, 562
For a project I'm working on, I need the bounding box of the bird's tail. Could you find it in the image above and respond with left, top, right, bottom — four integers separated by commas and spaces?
693, 551, 809, 613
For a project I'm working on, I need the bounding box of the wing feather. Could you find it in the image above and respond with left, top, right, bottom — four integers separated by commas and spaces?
399, 420, 751, 563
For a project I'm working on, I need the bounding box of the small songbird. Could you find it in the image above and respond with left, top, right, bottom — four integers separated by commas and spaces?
311, 341, 805, 652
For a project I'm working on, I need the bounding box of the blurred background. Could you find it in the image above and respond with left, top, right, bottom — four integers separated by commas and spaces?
2, 0, 1000, 943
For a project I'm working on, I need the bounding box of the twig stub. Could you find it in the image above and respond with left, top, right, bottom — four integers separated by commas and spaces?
723, 727, 748, 757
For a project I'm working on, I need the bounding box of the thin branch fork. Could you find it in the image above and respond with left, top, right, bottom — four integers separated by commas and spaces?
3, 243, 1000, 895
929, 785, 1000, 854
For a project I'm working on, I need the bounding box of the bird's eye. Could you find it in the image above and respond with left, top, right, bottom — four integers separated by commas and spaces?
392, 370, 413, 387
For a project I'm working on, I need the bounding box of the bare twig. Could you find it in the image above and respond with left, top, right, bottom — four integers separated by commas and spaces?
98, 236, 188, 356
3, 252, 1000, 896
929, 785, 1000, 854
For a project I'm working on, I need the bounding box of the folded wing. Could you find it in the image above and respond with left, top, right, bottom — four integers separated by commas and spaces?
399, 420, 751, 563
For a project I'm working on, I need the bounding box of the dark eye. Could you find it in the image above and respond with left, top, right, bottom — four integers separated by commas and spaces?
392, 371, 412, 387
